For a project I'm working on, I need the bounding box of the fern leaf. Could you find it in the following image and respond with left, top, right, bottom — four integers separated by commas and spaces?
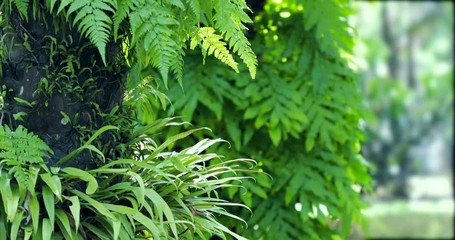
303, 0, 354, 57
12, 0, 29, 20
186, 0, 201, 22
66, 0, 90, 17
213, 1, 257, 78
0, 125, 53, 191
129, 1, 182, 85
113, 0, 134, 39
194, 27, 239, 73
56, 0, 72, 15
163, 0, 185, 9
51, 0, 115, 65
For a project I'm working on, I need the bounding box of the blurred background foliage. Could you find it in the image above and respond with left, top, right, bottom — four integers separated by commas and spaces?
351, 1, 453, 239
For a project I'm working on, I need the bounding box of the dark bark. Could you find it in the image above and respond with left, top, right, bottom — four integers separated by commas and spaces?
1, 9, 125, 168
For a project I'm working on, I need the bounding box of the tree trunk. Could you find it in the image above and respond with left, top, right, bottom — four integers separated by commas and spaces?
1, 9, 124, 168
381, 4, 399, 79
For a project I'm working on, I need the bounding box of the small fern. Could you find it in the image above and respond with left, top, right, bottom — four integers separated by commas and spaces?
0, 125, 53, 192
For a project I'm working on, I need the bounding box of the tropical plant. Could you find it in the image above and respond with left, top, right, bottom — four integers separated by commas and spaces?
0, 122, 255, 239
161, 0, 372, 239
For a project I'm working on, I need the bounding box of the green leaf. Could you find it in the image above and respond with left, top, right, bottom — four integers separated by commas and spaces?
71, 190, 115, 220
144, 189, 178, 238
60, 111, 71, 125
243, 180, 268, 199
54, 144, 105, 167
268, 127, 281, 146
42, 186, 55, 232
10, 209, 24, 240
61, 167, 98, 194
65, 196, 80, 232
225, 116, 242, 150
131, 212, 161, 239
85, 125, 119, 145
0, 173, 19, 222
42, 218, 54, 240
305, 137, 315, 152
0, 213, 7, 240
55, 209, 73, 239
170, 156, 187, 172
29, 194, 40, 232
40, 173, 62, 200
145, 127, 209, 160
14, 97, 34, 107
82, 222, 111, 240
112, 214, 121, 240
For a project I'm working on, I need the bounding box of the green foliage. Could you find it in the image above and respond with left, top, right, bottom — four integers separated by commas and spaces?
48, 0, 115, 65
0, 0, 264, 239
0, 125, 52, 195
10, 0, 29, 20
1, 0, 373, 239
31, 0, 257, 85
0, 123, 253, 240
160, 0, 372, 238
191, 27, 239, 73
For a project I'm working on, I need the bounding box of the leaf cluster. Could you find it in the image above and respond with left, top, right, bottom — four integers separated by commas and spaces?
159, 0, 372, 238
0, 122, 254, 240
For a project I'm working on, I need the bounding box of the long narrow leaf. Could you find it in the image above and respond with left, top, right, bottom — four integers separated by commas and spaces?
10, 209, 24, 240
55, 209, 73, 239
42, 186, 55, 232
29, 194, 40, 232
70, 190, 115, 220
145, 128, 210, 161
65, 196, 81, 232
42, 218, 52, 240
144, 189, 179, 238
40, 173, 62, 200
61, 167, 99, 194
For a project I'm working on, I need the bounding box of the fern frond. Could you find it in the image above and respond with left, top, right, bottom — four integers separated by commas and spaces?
50, 0, 115, 65
240, 66, 307, 146
192, 27, 239, 73
213, 0, 257, 78
113, 0, 134, 39
303, 0, 354, 57
129, 1, 182, 85
302, 81, 358, 152
163, 0, 185, 9
12, 0, 29, 20
186, 0, 201, 22
0, 125, 53, 191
